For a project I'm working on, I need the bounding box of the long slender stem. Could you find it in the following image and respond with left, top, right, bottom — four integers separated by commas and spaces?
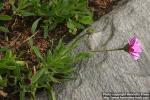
91, 48, 124, 52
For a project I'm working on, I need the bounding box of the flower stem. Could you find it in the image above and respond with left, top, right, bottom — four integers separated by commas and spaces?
90, 48, 124, 53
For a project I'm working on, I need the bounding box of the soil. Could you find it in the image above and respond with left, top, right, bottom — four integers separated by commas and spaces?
0, 0, 118, 99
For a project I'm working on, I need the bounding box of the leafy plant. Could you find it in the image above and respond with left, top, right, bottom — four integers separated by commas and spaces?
0, 34, 91, 100
9, 0, 93, 38
28, 38, 90, 100
0, 1, 93, 99
9, 0, 34, 16
0, 50, 25, 94
42, 0, 93, 35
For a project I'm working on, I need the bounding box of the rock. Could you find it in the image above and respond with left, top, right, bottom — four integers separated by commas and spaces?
56, 0, 150, 100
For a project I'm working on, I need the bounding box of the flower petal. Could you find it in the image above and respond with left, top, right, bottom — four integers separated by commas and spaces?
128, 36, 142, 60
131, 44, 142, 53
128, 36, 137, 45
130, 52, 140, 60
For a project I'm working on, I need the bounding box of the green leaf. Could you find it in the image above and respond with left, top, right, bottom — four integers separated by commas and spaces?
32, 46, 44, 60
49, 75, 60, 83
0, 15, 12, 21
38, 74, 50, 85
0, 2, 3, 9
29, 38, 44, 60
78, 16, 93, 25
0, 76, 7, 87
0, 50, 18, 70
9, 0, 15, 6
29, 38, 33, 46
0, 80, 6, 87
0, 26, 9, 32
21, 11, 35, 16
20, 85, 26, 100
13, 66, 21, 80
67, 19, 77, 35
17, 0, 31, 10
54, 39, 64, 54
46, 50, 53, 62
5, 50, 13, 59
0, 65, 16, 70
51, 87, 56, 100
32, 68, 45, 84
31, 17, 41, 33
43, 26, 49, 39
0, 47, 9, 52
46, 84, 56, 100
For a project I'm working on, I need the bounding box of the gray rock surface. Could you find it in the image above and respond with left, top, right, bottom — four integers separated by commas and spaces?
56, 0, 150, 100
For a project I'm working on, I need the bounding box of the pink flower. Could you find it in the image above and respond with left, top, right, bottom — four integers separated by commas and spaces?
128, 36, 142, 60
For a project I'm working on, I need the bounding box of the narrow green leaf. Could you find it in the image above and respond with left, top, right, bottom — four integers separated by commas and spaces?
0, 15, 12, 21
20, 85, 26, 100
46, 50, 53, 61
8, 0, 15, 6
29, 38, 33, 46
78, 16, 93, 25
0, 26, 9, 32
32, 68, 45, 84
49, 75, 60, 83
0, 76, 7, 87
21, 11, 35, 16
46, 84, 56, 100
54, 39, 64, 53
51, 87, 56, 100
29, 38, 44, 60
31, 17, 41, 33
0, 64, 16, 70
5, 50, 13, 58
67, 19, 77, 35
44, 26, 49, 39
0, 47, 9, 52
32, 46, 44, 60
0, 2, 3, 9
